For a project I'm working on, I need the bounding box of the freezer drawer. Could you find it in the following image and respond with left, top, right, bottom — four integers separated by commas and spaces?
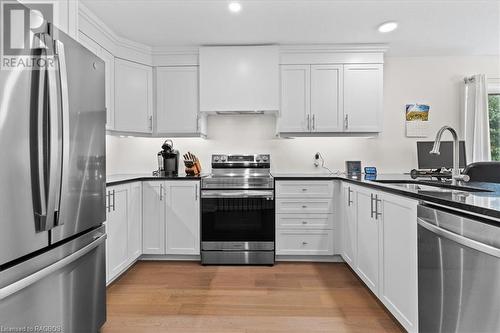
0, 226, 106, 332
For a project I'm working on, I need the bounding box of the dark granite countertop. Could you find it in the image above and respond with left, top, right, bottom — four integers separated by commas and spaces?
273, 173, 500, 220
107, 173, 207, 186
107, 172, 500, 220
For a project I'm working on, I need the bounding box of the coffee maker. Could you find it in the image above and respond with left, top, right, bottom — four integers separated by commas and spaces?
157, 139, 179, 176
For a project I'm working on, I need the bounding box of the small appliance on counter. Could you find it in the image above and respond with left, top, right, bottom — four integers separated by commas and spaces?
183, 152, 202, 176
157, 139, 180, 176
345, 161, 362, 178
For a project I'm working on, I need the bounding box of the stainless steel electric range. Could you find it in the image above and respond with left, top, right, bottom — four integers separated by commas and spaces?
201, 154, 275, 265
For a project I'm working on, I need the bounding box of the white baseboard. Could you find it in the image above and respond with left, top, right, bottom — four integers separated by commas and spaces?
275, 254, 344, 262
140, 254, 201, 261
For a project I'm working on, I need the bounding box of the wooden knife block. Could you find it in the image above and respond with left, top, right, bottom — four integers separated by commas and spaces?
185, 159, 202, 176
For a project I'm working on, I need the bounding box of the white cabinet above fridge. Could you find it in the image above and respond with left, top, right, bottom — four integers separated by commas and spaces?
199, 45, 280, 114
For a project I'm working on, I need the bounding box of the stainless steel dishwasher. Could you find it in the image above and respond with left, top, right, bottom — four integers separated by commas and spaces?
418, 204, 500, 333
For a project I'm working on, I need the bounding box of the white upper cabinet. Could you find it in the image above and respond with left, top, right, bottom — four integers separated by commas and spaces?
280, 64, 345, 134
100, 48, 115, 130
77, 31, 100, 56
343, 64, 383, 132
199, 45, 279, 113
156, 66, 200, 135
114, 59, 153, 133
77, 32, 115, 130
279, 65, 310, 132
311, 65, 343, 132
165, 181, 200, 255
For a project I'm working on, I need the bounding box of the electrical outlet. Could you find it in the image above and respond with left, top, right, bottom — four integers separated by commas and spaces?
314, 152, 321, 167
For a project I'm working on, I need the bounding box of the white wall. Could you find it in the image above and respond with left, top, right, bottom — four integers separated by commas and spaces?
106, 55, 500, 176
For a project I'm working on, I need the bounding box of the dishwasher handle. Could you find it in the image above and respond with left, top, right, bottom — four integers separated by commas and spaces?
418, 218, 500, 258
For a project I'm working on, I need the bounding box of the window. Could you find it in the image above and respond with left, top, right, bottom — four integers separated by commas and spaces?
490, 94, 500, 161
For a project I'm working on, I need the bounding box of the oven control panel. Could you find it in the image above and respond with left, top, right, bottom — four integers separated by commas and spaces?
212, 154, 270, 165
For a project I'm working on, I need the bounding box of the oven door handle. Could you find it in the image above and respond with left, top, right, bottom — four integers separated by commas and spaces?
201, 190, 274, 199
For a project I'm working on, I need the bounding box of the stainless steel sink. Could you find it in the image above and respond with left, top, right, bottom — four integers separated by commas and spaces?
372, 180, 492, 193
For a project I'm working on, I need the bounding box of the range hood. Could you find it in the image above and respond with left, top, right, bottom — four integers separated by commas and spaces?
199, 45, 279, 114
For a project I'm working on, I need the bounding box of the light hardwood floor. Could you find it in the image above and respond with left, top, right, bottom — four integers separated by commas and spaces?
102, 261, 404, 333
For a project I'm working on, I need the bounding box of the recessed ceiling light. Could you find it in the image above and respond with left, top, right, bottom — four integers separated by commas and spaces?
228, 1, 242, 13
378, 21, 398, 33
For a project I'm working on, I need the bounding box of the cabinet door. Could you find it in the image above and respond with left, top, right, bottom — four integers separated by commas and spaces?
344, 64, 383, 132
106, 185, 129, 281
165, 181, 200, 255
379, 193, 418, 333
77, 31, 100, 56
355, 186, 380, 295
100, 48, 115, 130
142, 182, 165, 254
311, 65, 343, 132
127, 182, 142, 262
279, 65, 310, 133
341, 184, 356, 268
156, 66, 199, 134
114, 59, 153, 133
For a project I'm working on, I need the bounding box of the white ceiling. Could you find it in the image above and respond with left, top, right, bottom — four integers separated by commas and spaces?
81, 0, 500, 56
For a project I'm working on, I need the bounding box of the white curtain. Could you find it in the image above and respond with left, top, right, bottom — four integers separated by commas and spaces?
462, 74, 491, 162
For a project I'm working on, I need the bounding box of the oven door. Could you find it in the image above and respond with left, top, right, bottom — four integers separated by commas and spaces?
201, 190, 275, 248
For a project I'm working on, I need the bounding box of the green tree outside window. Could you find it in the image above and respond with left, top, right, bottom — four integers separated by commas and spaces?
489, 94, 500, 161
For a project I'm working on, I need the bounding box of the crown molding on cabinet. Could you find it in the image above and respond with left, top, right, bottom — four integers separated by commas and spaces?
151, 46, 200, 66
78, 3, 386, 67
78, 2, 153, 65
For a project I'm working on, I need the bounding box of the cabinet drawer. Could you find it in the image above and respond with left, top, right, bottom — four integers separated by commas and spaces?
276, 198, 333, 214
276, 230, 334, 255
277, 214, 333, 229
276, 181, 334, 198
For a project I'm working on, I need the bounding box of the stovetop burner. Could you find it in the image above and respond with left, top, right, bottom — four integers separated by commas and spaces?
201, 154, 273, 190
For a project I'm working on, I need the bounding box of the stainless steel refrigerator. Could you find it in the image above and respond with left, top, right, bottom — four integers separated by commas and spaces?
0, 3, 106, 331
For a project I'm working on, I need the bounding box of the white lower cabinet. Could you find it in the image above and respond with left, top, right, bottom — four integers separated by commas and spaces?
105, 182, 143, 284
341, 183, 418, 333
341, 183, 356, 268
142, 181, 200, 256
128, 182, 142, 261
165, 181, 200, 255
355, 186, 381, 295
275, 180, 335, 256
276, 230, 333, 255
142, 181, 166, 255
379, 192, 418, 333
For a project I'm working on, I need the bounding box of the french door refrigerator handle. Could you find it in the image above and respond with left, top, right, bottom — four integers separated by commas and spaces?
32, 54, 48, 231
0, 234, 106, 301
45, 35, 62, 230
418, 218, 500, 258
54, 39, 70, 226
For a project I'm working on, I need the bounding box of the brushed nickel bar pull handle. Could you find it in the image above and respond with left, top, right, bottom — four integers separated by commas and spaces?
306, 114, 310, 131
159, 184, 163, 201
112, 190, 116, 211
312, 114, 316, 131
370, 194, 374, 219
54, 39, 69, 226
